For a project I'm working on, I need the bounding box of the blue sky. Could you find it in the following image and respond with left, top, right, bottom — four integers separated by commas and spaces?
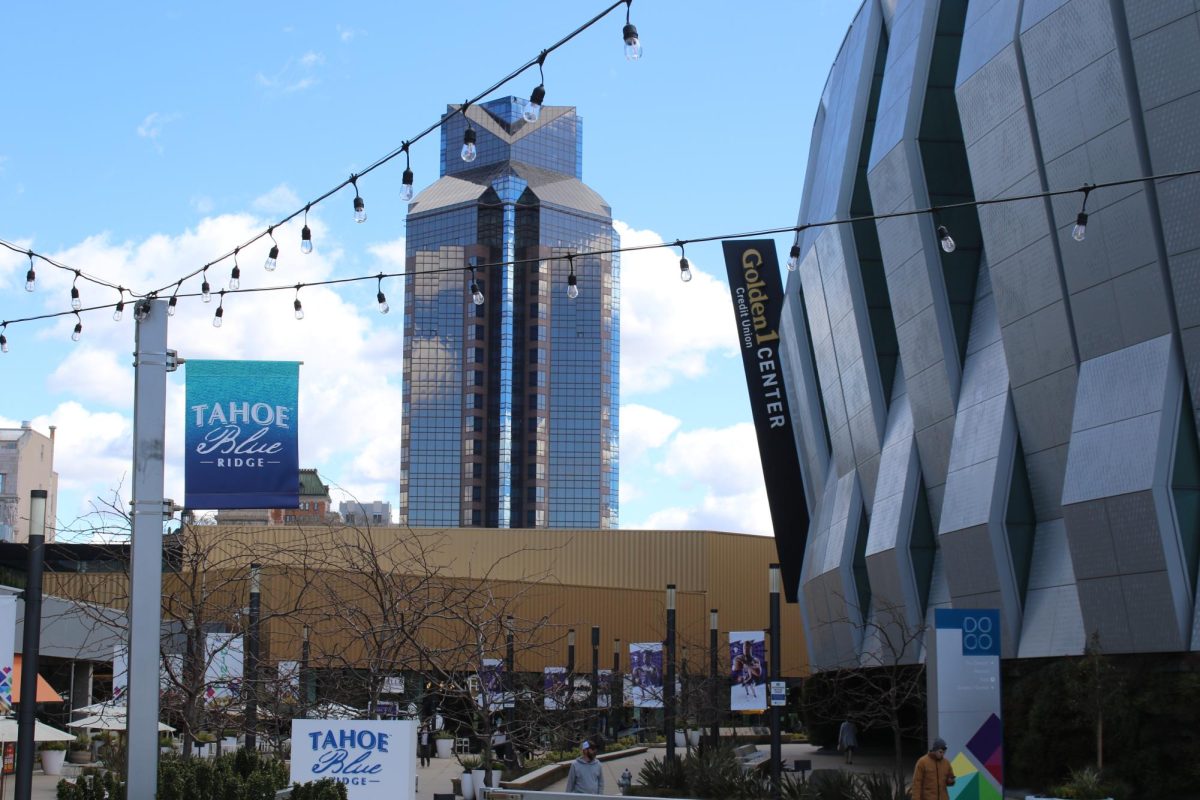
0, 1, 859, 538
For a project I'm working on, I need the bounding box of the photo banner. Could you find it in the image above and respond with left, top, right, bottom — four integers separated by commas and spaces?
185, 360, 301, 509
934, 609, 1003, 799
205, 632, 244, 702
729, 631, 766, 712
722, 240, 809, 602
629, 642, 663, 708
291, 719, 416, 800
0, 595, 15, 712
597, 669, 613, 709
543, 667, 567, 710
113, 644, 129, 702
477, 658, 512, 710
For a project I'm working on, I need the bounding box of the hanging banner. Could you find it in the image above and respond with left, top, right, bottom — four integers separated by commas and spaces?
729, 631, 766, 712
722, 240, 808, 602
0, 595, 14, 713
933, 609, 1003, 799
474, 659, 512, 710
185, 360, 301, 509
278, 660, 302, 702
629, 642, 663, 708
291, 719, 416, 800
205, 632, 244, 702
543, 667, 568, 710
112, 643, 129, 702
597, 669, 613, 709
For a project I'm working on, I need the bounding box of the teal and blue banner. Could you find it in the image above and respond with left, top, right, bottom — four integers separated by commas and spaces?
184, 360, 300, 509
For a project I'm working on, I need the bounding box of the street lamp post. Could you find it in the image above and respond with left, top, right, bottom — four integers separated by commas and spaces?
611, 638, 621, 738
506, 615, 515, 731
710, 609, 719, 750
245, 563, 262, 752
14, 490, 47, 800
591, 625, 600, 731
567, 628, 576, 712
665, 584, 676, 763
769, 564, 782, 800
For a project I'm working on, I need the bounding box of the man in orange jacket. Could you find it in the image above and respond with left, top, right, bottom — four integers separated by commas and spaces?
911, 738, 956, 800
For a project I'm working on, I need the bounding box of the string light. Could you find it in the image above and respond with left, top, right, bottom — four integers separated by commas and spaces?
623, 0, 642, 60
294, 286, 305, 320
936, 224, 956, 254
376, 274, 390, 314
786, 243, 801, 272
524, 53, 547, 123
400, 144, 415, 203
265, 227, 280, 271
134, 299, 151, 322
71, 312, 83, 342
566, 254, 579, 299
0, 324, 8, 353
301, 206, 314, 255
201, 268, 212, 303
112, 289, 126, 322
352, 176, 367, 224
462, 122, 478, 164
677, 241, 692, 282
469, 262, 485, 306
70, 272, 82, 311
168, 282, 181, 316
229, 248, 241, 290
25, 252, 36, 292
213, 291, 225, 328
1073, 185, 1092, 242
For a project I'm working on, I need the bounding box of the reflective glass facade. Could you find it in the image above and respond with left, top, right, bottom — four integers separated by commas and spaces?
401, 98, 618, 529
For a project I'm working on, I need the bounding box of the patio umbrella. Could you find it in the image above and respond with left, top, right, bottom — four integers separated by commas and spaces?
68, 714, 174, 732
70, 700, 126, 717
0, 718, 76, 742
306, 701, 361, 720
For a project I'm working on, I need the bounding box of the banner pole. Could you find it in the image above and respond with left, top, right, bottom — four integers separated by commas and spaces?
14, 489, 47, 800
127, 298, 171, 799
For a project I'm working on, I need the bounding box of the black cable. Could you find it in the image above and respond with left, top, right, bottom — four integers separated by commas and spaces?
0, 239, 128, 293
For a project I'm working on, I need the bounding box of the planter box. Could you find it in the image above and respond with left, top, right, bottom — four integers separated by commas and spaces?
41, 750, 66, 776
67, 751, 92, 765
460, 772, 474, 799
436, 738, 454, 758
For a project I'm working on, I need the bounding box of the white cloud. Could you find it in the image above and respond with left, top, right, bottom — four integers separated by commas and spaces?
136, 112, 181, 152
615, 220, 739, 395
298, 51, 324, 68
47, 347, 132, 409
191, 196, 214, 215
336, 25, 362, 43
252, 184, 301, 216
257, 53, 323, 93
619, 403, 680, 463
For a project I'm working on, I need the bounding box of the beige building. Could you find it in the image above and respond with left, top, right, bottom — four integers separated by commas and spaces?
0, 422, 58, 542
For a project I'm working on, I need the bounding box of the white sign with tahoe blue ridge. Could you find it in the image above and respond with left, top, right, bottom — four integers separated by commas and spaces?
291, 719, 416, 800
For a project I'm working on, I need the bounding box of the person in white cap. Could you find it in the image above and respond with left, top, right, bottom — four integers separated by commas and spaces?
565, 739, 604, 794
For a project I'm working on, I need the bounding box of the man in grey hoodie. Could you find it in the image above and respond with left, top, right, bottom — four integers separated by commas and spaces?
565, 740, 604, 794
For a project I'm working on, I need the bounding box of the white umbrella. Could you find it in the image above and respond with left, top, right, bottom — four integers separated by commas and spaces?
68, 714, 174, 733
0, 718, 76, 742
306, 701, 361, 720
70, 700, 126, 717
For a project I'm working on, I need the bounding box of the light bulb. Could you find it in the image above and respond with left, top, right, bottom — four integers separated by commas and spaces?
567, 274, 579, 299
679, 257, 693, 282
936, 225, 956, 253
461, 128, 477, 163
202, 279, 212, 303
167, 296, 178, 316
25, 269, 35, 292
230, 265, 241, 291
301, 225, 313, 254
471, 281, 485, 306
294, 298, 305, 320
623, 24, 642, 60
1072, 212, 1088, 242
213, 307, 224, 327
787, 245, 800, 271
71, 286, 82, 311
265, 245, 279, 271
401, 168, 415, 202
524, 85, 546, 123
113, 301, 124, 322
72, 322, 83, 342
377, 291, 390, 314
0, 334, 7, 353
354, 195, 367, 223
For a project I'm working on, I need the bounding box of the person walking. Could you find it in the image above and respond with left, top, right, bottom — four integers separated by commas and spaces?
911, 738, 956, 800
565, 740, 604, 794
837, 719, 858, 764
417, 722, 431, 767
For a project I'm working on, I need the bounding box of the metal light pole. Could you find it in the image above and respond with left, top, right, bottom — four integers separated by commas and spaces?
710, 609, 719, 750
301, 624, 312, 716
769, 564, 782, 800
505, 615, 515, 731
127, 298, 171, 800
590, 625, 600, 722
245, 563, 262, 752
567, 628, 576, 710
14, 490, 47, 800
611, 638, 621, 738
665, 584, 676, 763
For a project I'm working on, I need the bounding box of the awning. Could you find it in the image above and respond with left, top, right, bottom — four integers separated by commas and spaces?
11, 655, 64, 703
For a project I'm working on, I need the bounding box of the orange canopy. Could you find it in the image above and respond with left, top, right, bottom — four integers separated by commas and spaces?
11, 655, 63, 703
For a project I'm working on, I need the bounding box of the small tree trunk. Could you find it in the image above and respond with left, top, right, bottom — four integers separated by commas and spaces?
1096, 711, 1103, 771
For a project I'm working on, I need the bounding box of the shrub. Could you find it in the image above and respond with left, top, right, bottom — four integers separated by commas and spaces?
290, 779, 349, 800
41, 740, 69, 751
1050, 766, 1130, 800
458, 754, 484, 770
69, 734, 91, 752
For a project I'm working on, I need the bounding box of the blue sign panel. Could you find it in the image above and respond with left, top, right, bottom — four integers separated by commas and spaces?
184, 360, 300, 509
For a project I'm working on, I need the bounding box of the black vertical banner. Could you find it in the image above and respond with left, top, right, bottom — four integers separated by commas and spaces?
722, 240, 808, 603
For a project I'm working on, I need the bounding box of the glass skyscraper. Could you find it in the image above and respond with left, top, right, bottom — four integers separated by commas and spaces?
400, 98, 619, 529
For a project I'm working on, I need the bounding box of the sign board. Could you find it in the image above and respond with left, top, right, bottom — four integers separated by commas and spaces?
629, 642, 664, 708
0, 595, 14, 712
769, 681, 786, 707
185, 360, 301, 509
730, 631, 767, 711
291, 719, 416, 800
933, 609, 1003, 799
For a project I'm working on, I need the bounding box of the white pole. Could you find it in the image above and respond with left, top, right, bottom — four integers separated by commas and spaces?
126, 298, 171, 799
